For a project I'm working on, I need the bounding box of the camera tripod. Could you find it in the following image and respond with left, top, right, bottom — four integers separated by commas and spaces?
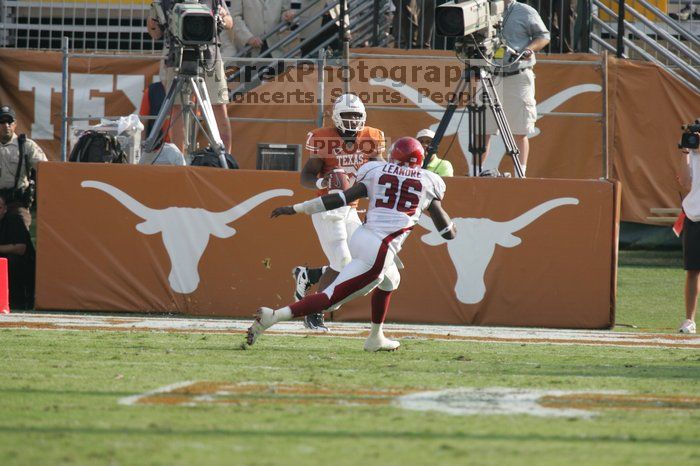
142, 49, 229, 168
426, 64, 524, 178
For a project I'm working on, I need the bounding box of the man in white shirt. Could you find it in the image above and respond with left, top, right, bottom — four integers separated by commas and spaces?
677, 142, 700, 334
483, 0, 549, 177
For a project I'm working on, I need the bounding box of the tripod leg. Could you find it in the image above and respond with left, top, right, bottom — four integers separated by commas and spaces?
143, 76, 184, 153
183, 107, 198, 157
189, 77, 228, 168
425, 71, 469, 169
468, 103, 483, 177
482, 75, 524, 178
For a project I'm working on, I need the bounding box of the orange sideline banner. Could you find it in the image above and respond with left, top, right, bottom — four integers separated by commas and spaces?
36, 163, 619, 329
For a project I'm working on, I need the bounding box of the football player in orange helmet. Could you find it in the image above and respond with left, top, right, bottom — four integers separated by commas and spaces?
292, 93, 386, 331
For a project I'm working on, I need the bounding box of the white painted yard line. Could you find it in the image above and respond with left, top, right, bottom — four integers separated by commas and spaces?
2, 312, 698, 349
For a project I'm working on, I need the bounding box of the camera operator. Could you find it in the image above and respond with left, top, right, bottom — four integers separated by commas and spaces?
483, 0, 549, 177
676, 137, 700, 334
146, 0, 234, 154
0, 105, 47, 230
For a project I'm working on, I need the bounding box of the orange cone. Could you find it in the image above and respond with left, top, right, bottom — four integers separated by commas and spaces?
0, 258, 9, 314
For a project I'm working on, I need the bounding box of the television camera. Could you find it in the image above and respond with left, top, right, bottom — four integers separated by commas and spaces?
144, 0, 231, 168
679, 121, 700, 150
150, 0, 217, 48
435, 0, 505, 61
428, 0, 524, 177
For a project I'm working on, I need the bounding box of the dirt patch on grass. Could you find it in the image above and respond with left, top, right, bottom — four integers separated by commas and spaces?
540, 394, 700, 411
121, 383, 700, 416
124, 381, 411, 406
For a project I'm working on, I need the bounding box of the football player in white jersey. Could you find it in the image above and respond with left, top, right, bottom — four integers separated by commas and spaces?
246, 137, 456, 352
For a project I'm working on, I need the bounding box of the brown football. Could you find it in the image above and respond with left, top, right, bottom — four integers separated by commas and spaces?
327, 169, 351, 193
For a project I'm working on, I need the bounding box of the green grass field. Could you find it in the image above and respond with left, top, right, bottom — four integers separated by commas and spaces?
1, 251, 698, 466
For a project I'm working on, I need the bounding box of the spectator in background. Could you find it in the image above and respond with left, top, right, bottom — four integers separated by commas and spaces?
231, 0, 296, 57
0, 194, 35, 309
0, 105, 46, 229
146, 0, 233, 154
218, 2, 239, 66
676, 143, 700, 334
296, 0, 350, 57
415, 0, 435, 48
392, 0, 417, 49
527, 0, 575, 53
391, 0, 433, 49
416, 129, 454, 177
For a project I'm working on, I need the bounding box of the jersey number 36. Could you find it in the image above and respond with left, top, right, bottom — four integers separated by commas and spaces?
375, 174, 422, 215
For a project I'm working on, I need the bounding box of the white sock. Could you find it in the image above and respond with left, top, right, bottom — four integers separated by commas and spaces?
369, 322, 384, 338
521, 164, 527, 176
274, 306, 293, 322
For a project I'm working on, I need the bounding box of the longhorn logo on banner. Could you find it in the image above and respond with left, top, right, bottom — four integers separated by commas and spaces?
418, 198, 579, 304
82, 181, 292, 294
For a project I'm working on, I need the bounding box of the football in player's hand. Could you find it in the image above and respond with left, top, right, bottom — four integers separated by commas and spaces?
327, 169, 351, 193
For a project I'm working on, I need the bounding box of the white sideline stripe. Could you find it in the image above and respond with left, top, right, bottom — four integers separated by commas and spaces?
3, 312, 699, 349
117, 380, 196, 406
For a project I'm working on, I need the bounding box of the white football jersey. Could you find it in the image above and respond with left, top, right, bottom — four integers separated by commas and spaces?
356, 161, 446, 240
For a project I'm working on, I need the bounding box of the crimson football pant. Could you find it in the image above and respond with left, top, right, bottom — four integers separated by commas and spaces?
290, 226, 409, 323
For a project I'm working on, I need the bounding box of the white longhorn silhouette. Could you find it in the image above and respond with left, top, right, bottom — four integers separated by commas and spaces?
368, 78, 601, 174
418, 197, 579, 304
82, 181, 292, 294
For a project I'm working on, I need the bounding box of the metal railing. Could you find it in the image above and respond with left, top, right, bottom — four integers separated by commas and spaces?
0, 0, 158, 51
591, 0, 700, 91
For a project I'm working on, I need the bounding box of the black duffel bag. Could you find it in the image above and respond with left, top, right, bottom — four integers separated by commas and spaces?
69, 131, 127, 163
190, 147, 239, 169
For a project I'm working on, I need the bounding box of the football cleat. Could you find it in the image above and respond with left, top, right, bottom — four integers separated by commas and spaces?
679, 319, 697, 334
304, 312, 329, 332
246, 307, 277, 346
292, 266, 312, 301
363, 334, 401, 352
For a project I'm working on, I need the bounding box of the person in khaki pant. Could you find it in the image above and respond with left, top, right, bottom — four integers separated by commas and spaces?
146, 0, 234, 153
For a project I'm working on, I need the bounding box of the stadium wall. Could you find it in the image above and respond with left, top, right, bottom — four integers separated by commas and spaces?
36, 163, 619, 329
0, 48, 695, 224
